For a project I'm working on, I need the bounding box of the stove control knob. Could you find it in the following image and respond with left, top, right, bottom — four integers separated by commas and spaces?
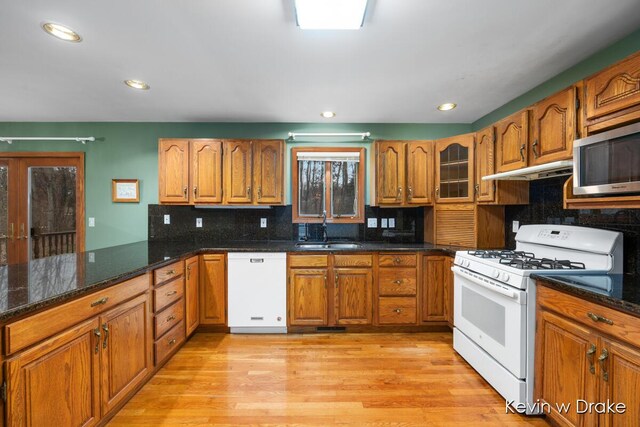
492, 269, 500, 279
464, 260, 470, 267
500, 272, 511, 282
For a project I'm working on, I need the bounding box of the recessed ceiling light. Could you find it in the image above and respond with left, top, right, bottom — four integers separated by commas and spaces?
41, 22, 82, 42
437, 103, 457, 111
320, 111, 336, 118
295, 0, 368, 30
124, 80, 150, 90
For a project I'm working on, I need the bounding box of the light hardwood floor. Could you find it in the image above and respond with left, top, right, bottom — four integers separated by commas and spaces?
108, 332, 549, 426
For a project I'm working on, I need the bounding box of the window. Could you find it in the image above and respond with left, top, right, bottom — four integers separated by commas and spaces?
292, 147, 365, 223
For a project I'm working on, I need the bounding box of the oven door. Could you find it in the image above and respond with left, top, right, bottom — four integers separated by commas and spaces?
453, 265, 527, 379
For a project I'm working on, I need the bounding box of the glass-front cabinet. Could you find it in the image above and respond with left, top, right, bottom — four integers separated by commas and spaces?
435, 134, 475, 203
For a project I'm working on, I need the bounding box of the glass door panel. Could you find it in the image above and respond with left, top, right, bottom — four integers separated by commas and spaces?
29, 166, 78, 260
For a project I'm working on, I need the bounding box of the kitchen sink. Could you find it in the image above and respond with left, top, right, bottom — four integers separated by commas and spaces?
326, 243, 362, 249
295, 243, 330, 249
295, 242, 362, 250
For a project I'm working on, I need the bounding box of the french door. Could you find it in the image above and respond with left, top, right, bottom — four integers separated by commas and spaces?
0, 153, 84, 265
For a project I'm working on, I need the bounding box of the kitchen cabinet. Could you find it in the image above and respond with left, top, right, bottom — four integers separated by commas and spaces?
434, 133, 475, 203
377, 253, 417, 325
334, 268, 373, 325
223, 139, 284, 205
535, 283, 640, 426
444, 256, 453, 327
584, 50, 640, 133
421, 256, 447, 322
199, 254, 226, 326
475, 126, 529, 205
374, 140, 434, 206
185, 255, 200, 336
496, 110, 529, 173
158, 139, 222, 204
153, 260, 186, 365
426, 204, 505, 249
288, 266, 328, 326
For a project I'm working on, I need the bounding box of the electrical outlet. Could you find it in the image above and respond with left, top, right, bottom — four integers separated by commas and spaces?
389, 218, 396, 228
381, 218, 388, 228
260, 218, 267, 228
88, 217, 95, 227
88, 252, 95, 263
512, 220, 520, 233
164, 214, 171, 225
196, 218, 203, 228
367, 218, 377, 228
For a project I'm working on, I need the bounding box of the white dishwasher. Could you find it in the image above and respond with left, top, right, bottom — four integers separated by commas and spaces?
227, 252, 287, 333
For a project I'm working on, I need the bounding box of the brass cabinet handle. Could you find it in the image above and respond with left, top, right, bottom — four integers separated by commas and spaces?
474, 184, 480, 195
587, 312, 613, 325
90, 297, 109, 307
257, 186, 262, 199
394, 308, 402, 314
166, 290, 178, 297
393, 257, 401, 264
166, 269, 176, 276
166, 315, 176, 322
186, 265, 191, 280
183, 187, 187, 197
393, 280, 403, 285
407, 186, 413, 200
324, 275, 327, 288
94, 328, 101, 354
587, 343, 596, 374
247, 186, 251, 198
9, 223, 14, 241
17, 223, 26, 240
435, 187, 439, 197
335, 273, 339, 288
193, 186, 198, 197
532, 139, 539, 158
598, 348, 609, 381
519, 144, 525, 162
396, 187, 402, 201
168, 338, 176, 346
102, 323, 109, 349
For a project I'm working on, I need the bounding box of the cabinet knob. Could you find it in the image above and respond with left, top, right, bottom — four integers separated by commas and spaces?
166, 269, 176, 276
393, 280, 403, 285
166, 315, 176, 322
394, 308, 402, 314
393, 257, 401, 264
166, 290, 178, 297
168, 338, 176, 346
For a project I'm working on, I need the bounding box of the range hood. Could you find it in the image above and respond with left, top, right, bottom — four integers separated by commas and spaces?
482, 160, 573, 181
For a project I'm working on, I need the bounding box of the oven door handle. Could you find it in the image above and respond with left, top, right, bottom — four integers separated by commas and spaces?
452, 266, 523, 302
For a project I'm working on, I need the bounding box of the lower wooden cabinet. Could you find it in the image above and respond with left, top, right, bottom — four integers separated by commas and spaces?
185, 255, 200, 335
334, 268, 373, 325
288, 268, 328, 326
421, 255, 453, 325
535, 283, 640, 426
377, 253, 418, 325
199, 254, 226, 325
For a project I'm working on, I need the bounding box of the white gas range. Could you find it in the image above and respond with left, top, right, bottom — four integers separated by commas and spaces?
452, 224, 623, 414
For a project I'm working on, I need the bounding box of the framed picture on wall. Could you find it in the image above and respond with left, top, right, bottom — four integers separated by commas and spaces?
112, 179, 140, 203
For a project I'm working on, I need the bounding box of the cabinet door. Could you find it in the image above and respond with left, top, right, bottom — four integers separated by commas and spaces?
444, 257, 454, 327
600, 339, 640, 427
474, 126, 496, 203
434, 134, 475, 203
99, 293, 151, 416
288, 268, 327, 326
223, 140, 253, 203
496, 111, 529, 172
159, 139, 190, 203
334, 268, 373, 325
585, 52, 640, 121
406, 141, 433, 205
6, 318, 101, 427
535, 309, 599, 427
531, 86, 577, 165
254, 140, 284, 205
376, 141, 405, 205
185, 255, 200, 336
200, 254, 226, 325
421, 256, 446, 322
190, 139, 222, 204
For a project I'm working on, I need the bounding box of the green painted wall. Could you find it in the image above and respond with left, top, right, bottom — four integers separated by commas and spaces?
0, 122, 469, 250
472, 28, 640, 130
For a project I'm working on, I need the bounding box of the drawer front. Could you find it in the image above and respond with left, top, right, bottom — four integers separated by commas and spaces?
378, 253, 417, 267
154, 320, 186, 365
154, 279, 184, 313
378, 268, 417, 296
5, 273, 150, 356
537, 283, 640, 347
154, 299, 185, 339
288, 254, 328, 268
154, 261, 184, 286
333, 254, 373, 267
378, 297, 417, 325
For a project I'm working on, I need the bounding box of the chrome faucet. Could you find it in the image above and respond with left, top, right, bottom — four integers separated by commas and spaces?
322, 210, 328, 242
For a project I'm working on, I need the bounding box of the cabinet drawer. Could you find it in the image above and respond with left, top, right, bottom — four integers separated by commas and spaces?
154, 299, 184, 339
154, 279, 184, 313
378, 297, 417, 325
537, 283, 640, 348
154, 261, 184, 286
5, 273, 150, 356
288, 254, 328, 268
378, 268, 417, 296
378, 253, 417, 267
154, 320, 186, 365
333, 254, 373, 267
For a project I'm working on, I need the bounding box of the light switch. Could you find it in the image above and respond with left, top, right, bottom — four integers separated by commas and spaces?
88, 217, 95, 227
512, 220, 520, 233
88, 252, 95, 263
260, 218, 267, 228
164, 214, 170, 225
381, 218, 388, 228
367, 218, 377, 228
196, 218, 203, 228
389, 218, 396, 228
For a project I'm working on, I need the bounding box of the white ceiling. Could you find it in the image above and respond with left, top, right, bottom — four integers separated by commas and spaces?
2, 0, 640, 123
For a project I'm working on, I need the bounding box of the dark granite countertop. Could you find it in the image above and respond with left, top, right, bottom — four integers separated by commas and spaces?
532, 272, 640, 317
0, 240, 469, 322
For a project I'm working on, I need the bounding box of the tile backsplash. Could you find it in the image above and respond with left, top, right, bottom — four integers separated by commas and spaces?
148, 205, 423, 244
505, 176, 640, 275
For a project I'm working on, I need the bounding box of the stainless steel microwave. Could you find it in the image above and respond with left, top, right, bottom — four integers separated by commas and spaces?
573, 121, 640, 195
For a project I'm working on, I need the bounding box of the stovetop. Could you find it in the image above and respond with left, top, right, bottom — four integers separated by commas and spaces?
468, 250, 586, 270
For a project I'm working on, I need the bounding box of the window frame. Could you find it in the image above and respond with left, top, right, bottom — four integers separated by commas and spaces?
291, 147, 365, 224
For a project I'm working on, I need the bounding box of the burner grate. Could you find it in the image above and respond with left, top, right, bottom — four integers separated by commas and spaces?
499, 257, 586, 270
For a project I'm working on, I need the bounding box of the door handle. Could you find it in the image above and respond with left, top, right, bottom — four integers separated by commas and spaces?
407, 186, 413, 200
183, 187, 187, 198
102, 323, 109, 349
598, 348, 609, 381
93, 328, 101, 354
519, 144, 525, 162
193, 186, 198, 197
586, 343, 596, 374
257, 186, 262, 199
247, 186, 251, 198
396, 187, 402, 201
532, 139, 539, 158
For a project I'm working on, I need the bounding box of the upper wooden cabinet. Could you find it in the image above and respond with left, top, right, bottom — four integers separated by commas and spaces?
374, 140, 433, 206
159, 139, 190, 203
530, 85, 578, 165
474, 126, 496, 203
584, 51, 640, 133
223, 139, 284, 205
496, 110, 529, 173
435, 133, 474, 203
191, 139, 223, 203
